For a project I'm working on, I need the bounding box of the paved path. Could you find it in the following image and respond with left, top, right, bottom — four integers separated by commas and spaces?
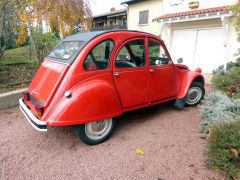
0, 102, 223, 180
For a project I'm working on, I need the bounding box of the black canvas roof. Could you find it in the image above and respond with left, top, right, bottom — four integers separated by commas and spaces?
63, 31, 109, 42
63, 30, 151, 42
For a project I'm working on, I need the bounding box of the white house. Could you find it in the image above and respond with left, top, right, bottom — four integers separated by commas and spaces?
122, 0, 240, 74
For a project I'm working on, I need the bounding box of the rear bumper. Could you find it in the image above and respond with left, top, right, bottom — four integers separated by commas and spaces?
19, 98, 47, 132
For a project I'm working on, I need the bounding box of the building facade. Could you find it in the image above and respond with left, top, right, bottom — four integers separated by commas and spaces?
92, 8, 127, 31
122, 0, 239, 73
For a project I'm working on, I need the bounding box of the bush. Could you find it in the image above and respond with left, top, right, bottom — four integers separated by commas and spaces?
33, 31, 60, 64
212, 58, 240, 98
0, 63, 38, 93
200, 91, 240, 133
207, 120, 240, 179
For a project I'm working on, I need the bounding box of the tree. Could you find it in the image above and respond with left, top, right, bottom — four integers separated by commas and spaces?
0, 0, 92, 60
21, 0, 92, 38
33, 31, 60, 64
232, 1, 240, 41
0, 0, 17, 59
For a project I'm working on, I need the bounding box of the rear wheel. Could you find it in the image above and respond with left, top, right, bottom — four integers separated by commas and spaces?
75, 118, 116, 145
186, 82, 205, 107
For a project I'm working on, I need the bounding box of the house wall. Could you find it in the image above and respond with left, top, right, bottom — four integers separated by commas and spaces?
164, 17, 240, 61
227, 17, 240, 61
170, 18, 222, 30
163, 0, 237, 14
127, 0, 163, 35
126, 0, 240, 72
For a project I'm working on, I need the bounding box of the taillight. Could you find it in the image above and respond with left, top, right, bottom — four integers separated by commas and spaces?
35, 105, 44, 117
23, 91, 30, 101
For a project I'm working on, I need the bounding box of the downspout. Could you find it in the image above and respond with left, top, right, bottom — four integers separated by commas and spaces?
221, 15, 230, 72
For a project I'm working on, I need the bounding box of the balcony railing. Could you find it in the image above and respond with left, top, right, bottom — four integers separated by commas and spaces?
91, 25, 127, 31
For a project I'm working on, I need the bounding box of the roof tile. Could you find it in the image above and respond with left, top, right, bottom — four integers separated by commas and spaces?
154, 6, 230, 20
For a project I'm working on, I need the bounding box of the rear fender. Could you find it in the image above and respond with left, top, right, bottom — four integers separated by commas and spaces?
177, 72, 204, 99
46, 79, 122, 126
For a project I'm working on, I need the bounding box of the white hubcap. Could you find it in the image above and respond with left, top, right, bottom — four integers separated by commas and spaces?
186, 87, 202, 105
85, 119, 112, 140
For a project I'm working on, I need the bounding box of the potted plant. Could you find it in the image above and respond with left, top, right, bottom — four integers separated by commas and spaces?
189, 1, 199, 9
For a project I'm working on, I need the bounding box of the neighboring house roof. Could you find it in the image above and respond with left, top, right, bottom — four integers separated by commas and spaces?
93, 8, 127, 19
154, 5, 231, 21
121, 0, 145, 5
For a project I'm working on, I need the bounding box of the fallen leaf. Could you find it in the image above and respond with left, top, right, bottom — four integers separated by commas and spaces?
230, 148, 239, 159
135, 148, 145, 155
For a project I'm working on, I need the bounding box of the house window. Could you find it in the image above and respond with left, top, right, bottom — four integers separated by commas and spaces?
139, 10, 149, 25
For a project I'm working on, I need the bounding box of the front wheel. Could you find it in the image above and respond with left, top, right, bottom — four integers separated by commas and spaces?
75, 118, 116, 145
186, 82, 205, 107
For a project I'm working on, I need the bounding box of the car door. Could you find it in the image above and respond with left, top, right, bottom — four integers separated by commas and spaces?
148, 38, 176, 102
113, 38, 149, 109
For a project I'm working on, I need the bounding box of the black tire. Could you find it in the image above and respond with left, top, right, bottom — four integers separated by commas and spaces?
75, 118, 116, 145
185, 81, 205, 107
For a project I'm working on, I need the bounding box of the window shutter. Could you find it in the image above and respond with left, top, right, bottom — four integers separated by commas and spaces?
139, 10, 149, 24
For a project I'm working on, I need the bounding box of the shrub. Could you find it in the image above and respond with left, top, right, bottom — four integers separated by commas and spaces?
212, 58, 240, 98
33, 31, 60, 64
207, 120, 240, 179
200, 91, 240, 133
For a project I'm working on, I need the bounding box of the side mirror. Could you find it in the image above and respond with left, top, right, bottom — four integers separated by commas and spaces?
177, 58, 183, 64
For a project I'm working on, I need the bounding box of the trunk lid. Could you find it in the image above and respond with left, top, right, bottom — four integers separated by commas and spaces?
28, 60, 69, 107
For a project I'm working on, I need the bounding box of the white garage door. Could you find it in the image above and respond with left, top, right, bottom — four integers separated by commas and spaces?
171, 28, 226, 73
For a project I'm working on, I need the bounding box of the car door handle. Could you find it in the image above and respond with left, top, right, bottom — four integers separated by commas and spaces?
149, 69, 154, 73
114, 72, 120, 77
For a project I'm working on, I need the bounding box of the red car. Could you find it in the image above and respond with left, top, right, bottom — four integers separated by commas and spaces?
19, 30, 205, 145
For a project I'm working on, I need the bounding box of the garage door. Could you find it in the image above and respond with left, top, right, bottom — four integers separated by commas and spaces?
171, 28, 226, 73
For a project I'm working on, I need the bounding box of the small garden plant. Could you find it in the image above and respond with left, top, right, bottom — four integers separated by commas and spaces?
207, 120, 240, 179
200, 91, 240, 133
200, 59, 240, 178
212, 58, 240, 98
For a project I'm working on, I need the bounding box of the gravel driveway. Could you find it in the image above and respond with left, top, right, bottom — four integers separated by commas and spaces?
0, 102, 223, 180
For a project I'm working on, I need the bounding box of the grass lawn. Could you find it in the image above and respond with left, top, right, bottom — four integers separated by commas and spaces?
0, 46, 38, 65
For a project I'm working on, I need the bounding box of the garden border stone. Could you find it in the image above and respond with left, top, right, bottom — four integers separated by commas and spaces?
0, 88, 27, 110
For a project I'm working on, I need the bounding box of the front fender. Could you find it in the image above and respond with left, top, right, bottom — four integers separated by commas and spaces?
46, 79, 122, 126
177, 71, 204, 99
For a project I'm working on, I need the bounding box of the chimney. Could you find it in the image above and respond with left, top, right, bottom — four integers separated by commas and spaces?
110, 7, 116, 11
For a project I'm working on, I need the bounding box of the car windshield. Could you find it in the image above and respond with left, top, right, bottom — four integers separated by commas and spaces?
49, 41, 84, 60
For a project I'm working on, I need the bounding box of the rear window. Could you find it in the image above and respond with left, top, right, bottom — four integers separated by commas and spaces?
49, 41, 84, 60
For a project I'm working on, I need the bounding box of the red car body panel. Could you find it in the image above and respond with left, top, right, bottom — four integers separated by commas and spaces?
21, 30, 204, 128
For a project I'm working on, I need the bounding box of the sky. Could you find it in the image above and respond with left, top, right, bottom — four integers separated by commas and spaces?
90, 0, 126, 16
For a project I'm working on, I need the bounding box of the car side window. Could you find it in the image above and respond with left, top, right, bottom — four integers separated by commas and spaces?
116, 39, 145, 68
83, 40, 114, 71
149, 40, 170, 66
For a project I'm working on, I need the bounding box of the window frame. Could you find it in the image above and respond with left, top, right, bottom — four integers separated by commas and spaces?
47, 41, 84, 64
139, 10, 149, 25
114, 38, 147, 69
148, 38, 173, 67
83, 39, 115, 72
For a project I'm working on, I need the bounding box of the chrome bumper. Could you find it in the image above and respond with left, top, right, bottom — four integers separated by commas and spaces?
19, 98, 47, 132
